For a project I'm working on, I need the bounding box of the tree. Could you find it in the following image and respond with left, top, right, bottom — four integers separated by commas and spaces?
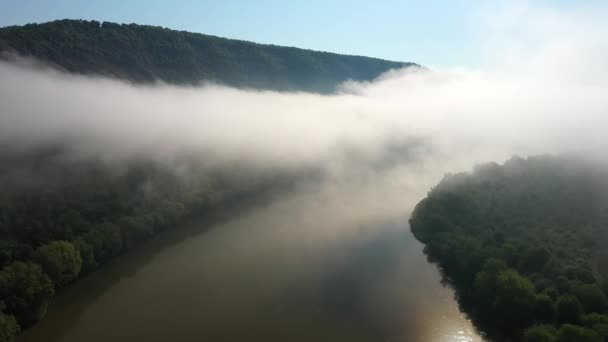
524, 325, 557, 342
0, 313, 19, 342
0, 241, 18, 269
574, 284, 607, 313
0, 262, 54, 326
556, 295, 583, 324
474, 258, 508, 301
556, 324, 601, 342
72, 238, 97, 274
535, 294, 556, 322
521, 247, 551, 273
118, 215, 154, 248
581, 313, 608, 339
493, 269, 536, 326
83, 223, 123, 263
33, 241, 82, 287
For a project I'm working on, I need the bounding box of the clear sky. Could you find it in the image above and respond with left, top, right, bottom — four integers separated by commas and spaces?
0, 0, 598, 67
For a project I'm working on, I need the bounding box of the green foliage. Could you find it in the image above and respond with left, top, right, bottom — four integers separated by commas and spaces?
493, 269, 536, 318
557, 295, 583, 324
556, 324, 602, 342
82, 223, 123, 263
0, 19, 416, 93
525, 323, 605, 342
535, 294, 556, 322
33, 241, 82, 287
524, 325, 557, 342
0, 313, 19, 342
474, 266, 536, 327
474, 259, 507, 301
410, 155, 608, 339
582, 313, 608, 326
72, 238, 97, 274
521, 247, 551, 273
573, 284, 607, 313
0, 262, 54, 326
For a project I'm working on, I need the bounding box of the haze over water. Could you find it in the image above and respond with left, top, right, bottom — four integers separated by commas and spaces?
18, 174, 484, 342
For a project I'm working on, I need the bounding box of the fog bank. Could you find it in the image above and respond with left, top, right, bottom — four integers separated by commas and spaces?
0, 1, 607, 202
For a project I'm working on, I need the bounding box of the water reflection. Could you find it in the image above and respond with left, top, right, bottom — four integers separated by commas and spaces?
19, 178, 485, 342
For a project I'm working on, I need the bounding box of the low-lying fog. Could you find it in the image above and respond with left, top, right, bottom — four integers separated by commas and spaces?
4, 2, 608, 341
2, 3, 607, 183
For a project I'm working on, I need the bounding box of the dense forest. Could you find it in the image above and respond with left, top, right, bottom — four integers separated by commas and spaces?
0, 19, 415, 93
0, 147, 298, 341
410, 155, 608, 341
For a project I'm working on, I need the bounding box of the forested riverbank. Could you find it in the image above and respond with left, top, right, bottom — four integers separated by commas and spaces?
0, 146, 299, 340
411, 156, 608, 341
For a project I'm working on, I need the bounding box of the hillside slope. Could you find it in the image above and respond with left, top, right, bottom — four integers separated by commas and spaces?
0, 19, 416, 92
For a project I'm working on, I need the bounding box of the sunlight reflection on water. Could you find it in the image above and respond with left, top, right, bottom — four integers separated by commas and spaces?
429, 318, 484, 342
18, 180, 486, 342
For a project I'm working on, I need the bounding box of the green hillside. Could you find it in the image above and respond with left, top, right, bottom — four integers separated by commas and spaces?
0, 19, 416, 92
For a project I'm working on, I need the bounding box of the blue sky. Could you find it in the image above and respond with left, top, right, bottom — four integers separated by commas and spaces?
0, 1, 598, 67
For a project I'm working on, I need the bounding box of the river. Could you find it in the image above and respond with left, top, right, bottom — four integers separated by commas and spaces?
18, 172, 485, 342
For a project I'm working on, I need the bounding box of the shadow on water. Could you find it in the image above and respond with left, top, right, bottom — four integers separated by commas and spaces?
18, 179, 295, 342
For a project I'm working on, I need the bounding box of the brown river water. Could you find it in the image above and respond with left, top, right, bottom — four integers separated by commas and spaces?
18, 173, 485, 342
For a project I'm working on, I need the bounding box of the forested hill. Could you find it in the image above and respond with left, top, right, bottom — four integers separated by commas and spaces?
0, 19, 416, 92
410, 156, 608, 342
